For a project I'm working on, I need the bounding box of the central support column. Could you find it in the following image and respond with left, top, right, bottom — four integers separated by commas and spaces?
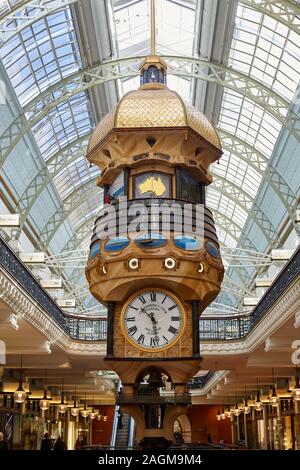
192, 300, 200, 356
106, 301, 115, 357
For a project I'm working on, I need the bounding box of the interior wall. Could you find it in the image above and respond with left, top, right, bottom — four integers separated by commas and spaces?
187, 405, 231, 444
91, 405, 114, 446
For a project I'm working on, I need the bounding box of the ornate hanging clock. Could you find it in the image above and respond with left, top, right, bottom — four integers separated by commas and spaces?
121, 289, 185, 353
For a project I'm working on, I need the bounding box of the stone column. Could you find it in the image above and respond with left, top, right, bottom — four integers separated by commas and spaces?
262, 404, 268, 450
106, 301, 115, 357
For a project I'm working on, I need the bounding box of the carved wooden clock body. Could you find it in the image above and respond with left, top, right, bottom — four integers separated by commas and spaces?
121, 289, 185, 352
85, 54, 224, 444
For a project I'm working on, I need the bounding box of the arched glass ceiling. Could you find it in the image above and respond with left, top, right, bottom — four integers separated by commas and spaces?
0, 0, 299, 313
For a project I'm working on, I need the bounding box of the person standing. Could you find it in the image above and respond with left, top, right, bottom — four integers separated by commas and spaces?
53, 436, 67, 450
0, 432, 8, 451
40, 432, 53, 451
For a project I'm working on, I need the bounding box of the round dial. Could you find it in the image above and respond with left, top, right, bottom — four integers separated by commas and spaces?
121, 289, 185, 352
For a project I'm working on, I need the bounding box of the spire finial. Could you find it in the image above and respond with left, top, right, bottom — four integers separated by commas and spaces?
150, 0, 156, 55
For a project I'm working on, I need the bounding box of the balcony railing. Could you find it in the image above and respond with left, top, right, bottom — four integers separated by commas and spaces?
0, 235, 107, 341
91, 198, 219, 243
116, 394, 191, 405
1, 236, 299, 343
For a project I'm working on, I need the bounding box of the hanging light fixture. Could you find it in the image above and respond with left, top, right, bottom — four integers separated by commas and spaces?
225, 405, 232, 418
269, 368, 280, 407
243, 386, 251, 414
58, 379, 67, 414
216, 409, 221, 420
81, 393, 89, 418
89, 407, 98, 420
291, 367, 300, 401
233, 394, 241, 417
71, 386, 79, 417
102, 406, 108, 421
89, 397, 98, 420
254, 377, 263, 411
39, 369, 50, 411
96, 400, 102, 420
13, 355, 27, 404
220, 408, 226, 420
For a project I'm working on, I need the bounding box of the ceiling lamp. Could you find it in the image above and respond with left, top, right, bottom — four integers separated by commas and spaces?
243, 387, 251, 414
58, 379, 67, 414
243, 399, 251, 415
39, 369, 50, 411
225, 406, 232, 418
233, 403, 241, 416
220, 409, 226, 420
269, 368, 280, 407
291, 367, 300, 402
89, 407, 98, 420
216, 410, 221, 421
97, 414, 103, 421
13, 355, 27, 404
71, 386, 79, 417
81, 393, 89, 418
254, 378, 263, 411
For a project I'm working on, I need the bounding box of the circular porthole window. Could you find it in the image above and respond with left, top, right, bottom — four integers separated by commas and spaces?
104, 237, 130, 252
135, 233, 167, 248
205, 240, 220, 258
89, 242, 101, 260
174, 235, 200, 251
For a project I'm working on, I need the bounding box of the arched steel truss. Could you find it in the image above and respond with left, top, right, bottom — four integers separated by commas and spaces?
1, 55, 299, 169
0, 0, 299, 45
0, 0, 299, 308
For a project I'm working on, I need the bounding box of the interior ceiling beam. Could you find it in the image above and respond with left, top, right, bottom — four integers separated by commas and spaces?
1, 56, 298, 170
239, 0, 300, 35
0, 0, 299, 46
0, 0, 78, 46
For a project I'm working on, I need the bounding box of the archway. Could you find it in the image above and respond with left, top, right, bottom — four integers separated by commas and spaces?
176, 414, 192, 444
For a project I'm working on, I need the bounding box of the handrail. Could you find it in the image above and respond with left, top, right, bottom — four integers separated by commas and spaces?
199, 245, 300, 340
128, 417, 135, 449
0, 235, 107, 341
1, 236, 299, 343
109, 405, 119, 449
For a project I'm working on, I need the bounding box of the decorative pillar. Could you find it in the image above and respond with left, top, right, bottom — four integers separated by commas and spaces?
236, 415, 240, 442
106, 301, 115, 357
230, 415, 235, 445
243, 412, 248, 448
262, 404, 268, 450
191, 300, 200, 356
294, 400, 300, 449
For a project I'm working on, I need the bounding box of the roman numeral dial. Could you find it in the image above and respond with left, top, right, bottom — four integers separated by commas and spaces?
122, 290, 185, 352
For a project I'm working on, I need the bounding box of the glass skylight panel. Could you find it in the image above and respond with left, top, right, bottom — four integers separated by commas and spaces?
218, 89, 282, 159
69, 197, 100, 228
1, 7, 81, 106
112, 0, 196, 59
32, 93, 94, 160
207, 188, 248, 228
229, 4, 300, 102
54, 157, 99, 200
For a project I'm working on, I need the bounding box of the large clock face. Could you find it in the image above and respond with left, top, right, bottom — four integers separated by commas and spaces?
121, 289, 185, 352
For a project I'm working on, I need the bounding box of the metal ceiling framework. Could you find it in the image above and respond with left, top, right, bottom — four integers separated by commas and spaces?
0, 0, 299, 312
0, 56, 297, 243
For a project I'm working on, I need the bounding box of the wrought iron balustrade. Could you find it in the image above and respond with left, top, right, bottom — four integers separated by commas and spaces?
0, 236, 299, 343
0, 235, 107, 341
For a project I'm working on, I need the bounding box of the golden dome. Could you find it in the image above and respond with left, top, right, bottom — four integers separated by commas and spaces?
87, 83, 221, 159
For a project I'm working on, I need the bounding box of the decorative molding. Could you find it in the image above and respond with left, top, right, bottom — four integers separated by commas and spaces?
190, 371, 228, 398
0, 268, 106, 356
201, 276, 300, 356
